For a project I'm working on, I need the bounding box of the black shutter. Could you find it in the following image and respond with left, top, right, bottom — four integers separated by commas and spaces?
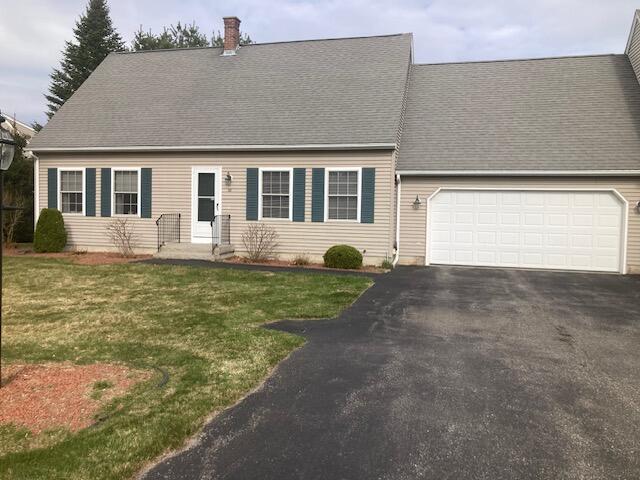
361, 168, 375, 223
101, 168, 111, 217
311, 168, 325, 222
47, 168, 57, 209
85, 168, 96, 216
141, 168, 152, 218
246, 168, 258, 220
292, 168, 305, 222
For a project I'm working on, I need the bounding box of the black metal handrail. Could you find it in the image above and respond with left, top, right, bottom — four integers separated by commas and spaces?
211, 214, 231, 249
156, 213, 181, 251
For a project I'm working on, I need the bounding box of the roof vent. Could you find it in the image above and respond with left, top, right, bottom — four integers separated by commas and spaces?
222, 16, 241, 56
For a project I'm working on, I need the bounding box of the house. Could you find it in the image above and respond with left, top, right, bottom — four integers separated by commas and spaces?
1, 113, 36, 141
28, 13, 640, 273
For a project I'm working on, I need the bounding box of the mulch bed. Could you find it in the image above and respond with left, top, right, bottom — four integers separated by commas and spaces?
0, 363, 151, 433
224, 256, 387, 273
4, 247, 151, 265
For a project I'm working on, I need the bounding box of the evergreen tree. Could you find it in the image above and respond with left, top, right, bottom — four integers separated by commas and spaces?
132, 22, 253, 51
2, 122, 34, 243
45, 0, 125, 118
132, 22, 210, 50
211, 30, 253, 48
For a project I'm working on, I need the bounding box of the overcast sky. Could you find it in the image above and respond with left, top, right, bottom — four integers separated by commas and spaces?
1, 0, 638, 125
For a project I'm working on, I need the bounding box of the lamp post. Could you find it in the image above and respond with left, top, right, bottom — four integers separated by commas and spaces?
0, 114, 16, 386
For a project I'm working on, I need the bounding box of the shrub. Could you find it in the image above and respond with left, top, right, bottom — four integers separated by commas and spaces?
381, 258, 393, 270
323, 245, 363, 269
33, 208, 67, 253
241, 224, 279, 262
292, 253, 310, 266
106, 218, 137, 257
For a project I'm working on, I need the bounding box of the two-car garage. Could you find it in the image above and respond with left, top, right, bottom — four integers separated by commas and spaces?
426, 189, 626, 273
396, 54, 640, 274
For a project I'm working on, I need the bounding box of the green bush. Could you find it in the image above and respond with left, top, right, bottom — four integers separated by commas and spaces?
33, 208, 67, 253
323, 245, 363, 269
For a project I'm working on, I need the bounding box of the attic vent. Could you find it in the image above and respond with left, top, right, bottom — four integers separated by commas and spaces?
222, 16, 241, 56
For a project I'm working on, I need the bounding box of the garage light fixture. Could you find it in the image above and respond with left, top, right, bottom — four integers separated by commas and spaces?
412, 195, 422, 209
636, 200, 640, 213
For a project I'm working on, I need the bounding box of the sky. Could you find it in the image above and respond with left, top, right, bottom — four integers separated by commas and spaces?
1, 0, 638, 126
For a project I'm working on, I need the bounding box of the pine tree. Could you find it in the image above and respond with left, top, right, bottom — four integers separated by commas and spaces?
211, 31, 253, 48
132, 21, 253, 51
45, 0, 125, 118
211, 30, 255, 47
132, 22, 210, 51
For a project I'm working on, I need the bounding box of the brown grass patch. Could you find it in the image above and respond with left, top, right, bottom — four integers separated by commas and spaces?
0, 363, 151, 433
4, 247, 151, 265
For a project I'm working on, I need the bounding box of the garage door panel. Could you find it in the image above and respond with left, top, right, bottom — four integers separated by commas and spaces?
501, 213, 520, 226
524, 232, 543, 247
428, 190, 623, 273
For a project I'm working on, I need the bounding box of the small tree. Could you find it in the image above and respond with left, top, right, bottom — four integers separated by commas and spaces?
34, 209, 67, 253
2, 190, 26, 246
106, 218, 137, 257
241, 224, 279, 262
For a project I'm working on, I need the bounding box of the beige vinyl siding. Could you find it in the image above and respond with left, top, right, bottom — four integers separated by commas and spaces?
37, 150, 395, 264
397, 176, 640, 273
627, 13, 640, 81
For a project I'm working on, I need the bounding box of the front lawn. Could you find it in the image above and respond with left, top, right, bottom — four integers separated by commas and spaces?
0, 257, 371, 479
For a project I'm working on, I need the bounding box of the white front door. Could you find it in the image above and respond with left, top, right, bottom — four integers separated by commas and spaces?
427, 189, 625, 273
191, 167, 221, 243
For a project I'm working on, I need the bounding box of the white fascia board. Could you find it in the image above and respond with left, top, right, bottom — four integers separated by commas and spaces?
396, 170, 640, 176
28, 143, 397, 153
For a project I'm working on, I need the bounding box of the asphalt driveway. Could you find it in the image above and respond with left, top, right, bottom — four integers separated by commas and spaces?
143, 266, 640, 480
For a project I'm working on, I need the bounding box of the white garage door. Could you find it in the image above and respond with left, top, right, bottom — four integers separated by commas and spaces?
428, 189, 625, 272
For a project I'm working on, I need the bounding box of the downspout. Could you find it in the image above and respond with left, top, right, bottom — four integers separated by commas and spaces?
28, 150, 39, 229
392, 173, 401, 267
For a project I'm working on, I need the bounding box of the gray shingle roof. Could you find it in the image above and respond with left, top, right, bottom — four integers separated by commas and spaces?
397, 55, 640, 172
30, 34, 412, 150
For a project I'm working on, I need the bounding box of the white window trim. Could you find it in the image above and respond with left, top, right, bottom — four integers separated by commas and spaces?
111, 167, 141, 218
58, 167, 86, 216
324, 167, 362, 223
258, 167, 294, 221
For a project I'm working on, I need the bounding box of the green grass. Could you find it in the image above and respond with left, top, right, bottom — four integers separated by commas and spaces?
91, 380, 115, 400
0, 257, 371, 479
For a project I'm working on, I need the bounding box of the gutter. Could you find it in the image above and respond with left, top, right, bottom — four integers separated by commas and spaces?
26, 150, 40, 228
28, 143, 397, 154
392, 173, 401, 267
396, 170, 640, 176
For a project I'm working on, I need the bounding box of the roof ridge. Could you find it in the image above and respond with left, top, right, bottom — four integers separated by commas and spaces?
246, 32, 411, 47
413, 53, 621, 67
114, 32, 411, 55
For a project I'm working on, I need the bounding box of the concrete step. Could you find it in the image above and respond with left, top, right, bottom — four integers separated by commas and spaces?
154, 242, 235, 261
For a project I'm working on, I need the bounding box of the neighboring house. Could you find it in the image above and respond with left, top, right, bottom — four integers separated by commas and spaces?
28, 14, 640, 274
2, 113, 35, 141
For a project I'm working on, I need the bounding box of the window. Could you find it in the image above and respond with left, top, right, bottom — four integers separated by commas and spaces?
113, 169, 139, 215
60, 169, 84, 214
327, 169, 359, 221
260, 169, 291, 219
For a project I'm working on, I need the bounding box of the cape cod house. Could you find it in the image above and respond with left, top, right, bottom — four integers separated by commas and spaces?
28, 13, 640, 273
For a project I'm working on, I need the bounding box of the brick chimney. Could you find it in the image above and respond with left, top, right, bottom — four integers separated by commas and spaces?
222, 16, 241, 55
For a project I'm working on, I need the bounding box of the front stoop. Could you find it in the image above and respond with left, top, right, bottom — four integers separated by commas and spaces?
154, 243, 235, 261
